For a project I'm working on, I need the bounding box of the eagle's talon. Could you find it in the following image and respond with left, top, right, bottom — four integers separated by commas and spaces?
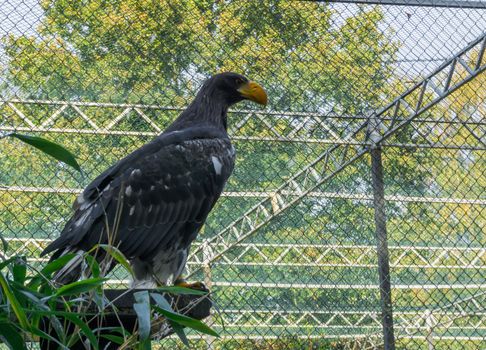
174, 279, 207, 291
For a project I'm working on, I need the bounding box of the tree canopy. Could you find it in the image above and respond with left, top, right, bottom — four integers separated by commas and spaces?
2, 1, 397, 113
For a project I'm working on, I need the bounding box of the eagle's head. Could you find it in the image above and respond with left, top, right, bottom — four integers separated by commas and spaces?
201, 72, 268, 107
168, 72, 267, 132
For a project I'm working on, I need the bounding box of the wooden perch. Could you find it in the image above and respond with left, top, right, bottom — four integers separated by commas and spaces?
40, 288, 212, 350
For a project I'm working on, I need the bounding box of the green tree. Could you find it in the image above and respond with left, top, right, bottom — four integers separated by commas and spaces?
2, 1, 397, 112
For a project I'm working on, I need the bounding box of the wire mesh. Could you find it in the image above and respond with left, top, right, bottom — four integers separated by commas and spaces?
0, 0, 485, 349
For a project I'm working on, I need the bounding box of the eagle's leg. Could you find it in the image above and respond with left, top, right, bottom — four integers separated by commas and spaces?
173, 276, 206, 291
169, 248, 206, 290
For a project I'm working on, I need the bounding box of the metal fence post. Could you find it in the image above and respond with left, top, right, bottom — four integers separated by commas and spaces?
370, 117, 396, 350
425, 309, 436, 350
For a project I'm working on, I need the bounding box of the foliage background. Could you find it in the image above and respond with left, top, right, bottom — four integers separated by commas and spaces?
0, 1, 485, 349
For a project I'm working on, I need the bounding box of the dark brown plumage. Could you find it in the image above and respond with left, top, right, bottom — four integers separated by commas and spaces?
41, 72, 267, 286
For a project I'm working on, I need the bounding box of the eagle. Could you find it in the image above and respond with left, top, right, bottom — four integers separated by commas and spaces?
41, 72, 267, 288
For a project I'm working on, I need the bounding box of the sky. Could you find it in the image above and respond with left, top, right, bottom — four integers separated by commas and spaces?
331, 2, 486, 77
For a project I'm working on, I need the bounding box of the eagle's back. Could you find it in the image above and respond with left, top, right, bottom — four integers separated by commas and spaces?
42, 127, 235, 284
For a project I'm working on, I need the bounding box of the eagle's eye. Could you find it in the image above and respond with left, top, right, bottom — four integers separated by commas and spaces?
235, 78, 244, 86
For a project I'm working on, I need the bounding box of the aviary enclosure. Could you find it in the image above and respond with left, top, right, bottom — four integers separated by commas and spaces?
0, 0, 485, 349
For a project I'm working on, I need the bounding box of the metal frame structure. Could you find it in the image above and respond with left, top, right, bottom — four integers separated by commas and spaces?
1, 7, 485, 348
2, 186, 485, 205
324, 0, 486, 9
361, 290, 486, 349
5, 237, 486, 280
2, 100, 484, 150
5, 238, 486, 268
186, 32, 486, 274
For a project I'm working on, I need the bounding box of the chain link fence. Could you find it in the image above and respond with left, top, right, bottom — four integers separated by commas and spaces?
0, 0, 485, 349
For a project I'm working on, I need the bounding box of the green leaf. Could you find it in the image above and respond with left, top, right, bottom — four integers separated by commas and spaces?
12, 257, 27, 284
133, 303, 151, 341
170, 321, 189, 347
83, 254, 100, 278
153, 307, 218, 337
30, 310, 99, 350
155, 286, 207, 296
40, 253, 78, 276
19, 289, 48, 308
134, 290, 150, 305
0, 272, 30, 330
95, 326, 131, 343
138, 338, 151, 350
29, 253, 77, 288
150, 293, 172, 311
9, 133, 81, 172
100, 334, 125, 345
91, 244, 134, 277
0, 322, 27, 350
54, 277, 106, 298
95, 326, 131, 338
44, 315, 66, 344
133, 291, 151, 341
29, 325, 69, 350
0, 233, 8, 253
0, 257, 17, 270
63, 315, 98, 350
151, 293, 218, 337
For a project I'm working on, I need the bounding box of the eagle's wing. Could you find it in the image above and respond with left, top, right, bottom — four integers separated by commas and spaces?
41, 127, 235, 261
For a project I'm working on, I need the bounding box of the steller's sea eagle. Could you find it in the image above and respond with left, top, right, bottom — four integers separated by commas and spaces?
41, 72, 267, 288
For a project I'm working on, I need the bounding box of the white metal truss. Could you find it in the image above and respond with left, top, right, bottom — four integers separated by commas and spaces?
1, 100, 484, 150
0, 99, 364, 144
198, 243, 486, 270
361, 290, 486, 349
181, 334, 486, 342
2, 185, 485, 205
7, 235, 484, 340
187, 32, 486, 276
214, 309, 486, 334
366, 36, 486, 146
5, 238, 486, 271
399, 290, 486, 338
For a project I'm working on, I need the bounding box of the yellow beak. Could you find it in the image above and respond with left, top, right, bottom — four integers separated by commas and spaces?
237, 81, 268, 106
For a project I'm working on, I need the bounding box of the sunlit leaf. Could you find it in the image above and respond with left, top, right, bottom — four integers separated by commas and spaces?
12, 257, 27, 284
0, 234, 8, 253
91, 244, 134, 277
83, 254, 100, 278
151, 293, 218, 337
9, 133, 81, 171
0, 272, 30, 329
0, 257, 17, 270
54, 277, 106, 298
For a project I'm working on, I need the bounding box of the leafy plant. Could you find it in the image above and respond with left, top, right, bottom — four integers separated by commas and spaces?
0, 134, 218, 349
1, 132, 81, 172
